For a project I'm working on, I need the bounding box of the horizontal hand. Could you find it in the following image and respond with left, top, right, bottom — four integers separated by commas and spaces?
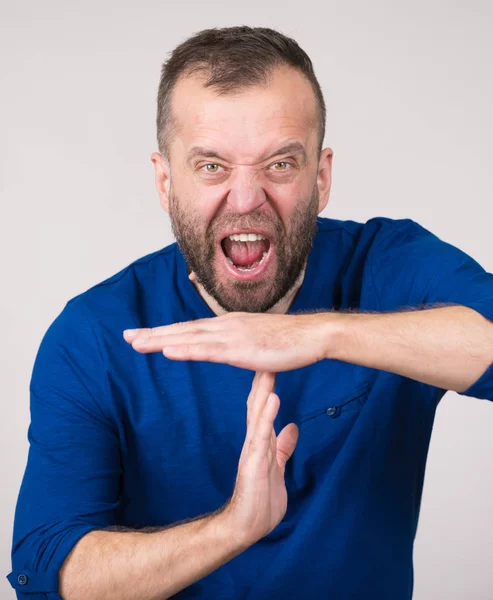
123, 312, 335, 372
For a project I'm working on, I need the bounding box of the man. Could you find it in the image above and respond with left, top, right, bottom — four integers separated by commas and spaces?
7, 26, 493, 600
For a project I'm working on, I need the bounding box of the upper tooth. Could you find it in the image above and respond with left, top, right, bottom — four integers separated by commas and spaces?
228, 233, 266, 242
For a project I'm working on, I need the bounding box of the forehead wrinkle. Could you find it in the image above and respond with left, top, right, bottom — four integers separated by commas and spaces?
186, 140, 308, 167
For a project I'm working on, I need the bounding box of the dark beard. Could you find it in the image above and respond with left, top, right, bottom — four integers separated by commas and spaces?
168, 187, 319, 313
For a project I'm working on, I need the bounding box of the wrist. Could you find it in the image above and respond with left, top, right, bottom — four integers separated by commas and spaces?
317, 311, 346, 361
211, 504, 256, 554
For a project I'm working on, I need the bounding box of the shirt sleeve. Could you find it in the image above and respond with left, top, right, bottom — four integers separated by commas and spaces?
368, 218, 493, 401
6, 299, 121, 599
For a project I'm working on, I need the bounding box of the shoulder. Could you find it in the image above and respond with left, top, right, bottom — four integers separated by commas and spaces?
315, 214, 429, 252
65, 243, 178, 320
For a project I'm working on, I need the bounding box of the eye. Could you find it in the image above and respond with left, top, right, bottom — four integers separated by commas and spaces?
200, 163, 223, 174
270, 161, 292, 171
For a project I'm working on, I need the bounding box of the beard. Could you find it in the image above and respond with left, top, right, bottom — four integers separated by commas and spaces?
168, 186, 319, 313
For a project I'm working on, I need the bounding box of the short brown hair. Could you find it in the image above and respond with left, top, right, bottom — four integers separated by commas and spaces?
156, 26, 326, 158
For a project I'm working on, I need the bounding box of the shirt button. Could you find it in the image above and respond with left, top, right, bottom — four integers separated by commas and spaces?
17, 574, 28, 586
326, 407, 337, 417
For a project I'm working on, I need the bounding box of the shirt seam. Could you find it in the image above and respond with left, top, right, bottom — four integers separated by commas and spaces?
316, 217, 361, 239
368, 219, 414, 310
74, 300, 118, 434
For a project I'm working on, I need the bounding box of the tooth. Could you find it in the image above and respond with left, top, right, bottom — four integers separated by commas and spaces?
226, 257, 233, 264
262, 251, 267, 257
228, 233, 267, 242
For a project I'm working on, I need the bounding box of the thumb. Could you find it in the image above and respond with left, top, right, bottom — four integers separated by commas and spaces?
276, 421, 299, 469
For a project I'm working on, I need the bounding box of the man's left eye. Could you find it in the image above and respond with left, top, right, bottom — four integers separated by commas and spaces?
270, 162, 291, 171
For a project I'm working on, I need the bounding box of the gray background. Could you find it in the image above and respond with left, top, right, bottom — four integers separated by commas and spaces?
1, 1, 492, 598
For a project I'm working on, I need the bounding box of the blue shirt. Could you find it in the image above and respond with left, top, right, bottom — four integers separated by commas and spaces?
7, 216, 493, 599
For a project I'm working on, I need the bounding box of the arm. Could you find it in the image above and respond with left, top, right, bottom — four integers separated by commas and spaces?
124, 223, 493, 399
325, 305, 493, 393
124, 303, 493, 401
58, 511, 245, 600
59, 370, 296, 600
7, 298, 296, 599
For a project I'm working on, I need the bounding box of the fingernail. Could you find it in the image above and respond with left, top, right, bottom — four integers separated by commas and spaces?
123, 329, 138, 340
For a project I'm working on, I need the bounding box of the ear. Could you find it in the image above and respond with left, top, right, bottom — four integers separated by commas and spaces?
150, 152, 171, 213
316, 147, 333, 213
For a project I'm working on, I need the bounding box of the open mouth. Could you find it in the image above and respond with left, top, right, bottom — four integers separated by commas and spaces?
219, 231, 273, 280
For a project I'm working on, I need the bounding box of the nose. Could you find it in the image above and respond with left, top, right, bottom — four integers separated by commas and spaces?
226, 168, 267, 214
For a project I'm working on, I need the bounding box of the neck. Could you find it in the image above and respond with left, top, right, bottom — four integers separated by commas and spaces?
187, 266, 307, 316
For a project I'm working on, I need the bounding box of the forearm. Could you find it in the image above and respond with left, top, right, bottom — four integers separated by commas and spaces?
326, 305, 493, 392
59, 508, 248, 600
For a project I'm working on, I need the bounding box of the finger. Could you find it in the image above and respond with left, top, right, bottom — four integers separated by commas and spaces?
246, 371, 265, 417
247, 372, 276, 439
161, 342, 230, 363
276, 421, 299, 471
123, 326, 153, 342
240, 372, 262, 465
246, 372, 263, 428
123, 318, 217, 343
240, 371, 262, 438
132, 330, 213, 353
250, 371, 276, 427
248, 392, 280, 458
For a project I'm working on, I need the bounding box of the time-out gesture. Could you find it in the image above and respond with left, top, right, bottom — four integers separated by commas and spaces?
123, 312, 335, 372
222, 371, 299, 546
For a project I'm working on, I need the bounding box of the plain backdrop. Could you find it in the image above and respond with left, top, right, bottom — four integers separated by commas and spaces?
1, 1, 492, 598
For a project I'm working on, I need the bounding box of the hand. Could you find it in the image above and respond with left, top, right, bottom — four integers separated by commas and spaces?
222, 371, 298, 547
123, 312, 334, 372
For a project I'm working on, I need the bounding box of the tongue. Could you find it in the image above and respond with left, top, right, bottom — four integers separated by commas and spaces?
222, 239, 269, 267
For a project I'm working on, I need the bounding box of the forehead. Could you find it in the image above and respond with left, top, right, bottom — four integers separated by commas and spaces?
169, 66, 319, 162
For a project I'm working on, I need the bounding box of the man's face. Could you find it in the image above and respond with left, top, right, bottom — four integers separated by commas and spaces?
152, 66, 332, 313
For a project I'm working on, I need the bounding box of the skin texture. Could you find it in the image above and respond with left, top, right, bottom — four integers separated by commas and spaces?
151, 66, 333, 314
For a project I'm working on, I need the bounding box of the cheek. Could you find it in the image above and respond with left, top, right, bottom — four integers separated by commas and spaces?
175, 179, 220, 221
266, 181, 311, 221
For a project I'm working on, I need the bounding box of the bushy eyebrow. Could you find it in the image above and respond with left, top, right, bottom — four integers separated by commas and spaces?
186, 141, 308, 167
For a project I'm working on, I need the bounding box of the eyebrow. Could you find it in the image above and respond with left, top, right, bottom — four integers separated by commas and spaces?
186, 141, 308, 166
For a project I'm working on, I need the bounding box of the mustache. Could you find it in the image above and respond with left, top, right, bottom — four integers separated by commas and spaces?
208, 214, 284, 240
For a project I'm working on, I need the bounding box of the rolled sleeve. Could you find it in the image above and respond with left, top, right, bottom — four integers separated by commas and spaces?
6, 300, 121, 598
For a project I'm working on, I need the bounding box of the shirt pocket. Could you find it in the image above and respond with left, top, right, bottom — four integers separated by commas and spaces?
296, 382, 370, 464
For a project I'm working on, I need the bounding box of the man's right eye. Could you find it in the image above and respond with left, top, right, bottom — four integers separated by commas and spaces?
201, 163, 222, 174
